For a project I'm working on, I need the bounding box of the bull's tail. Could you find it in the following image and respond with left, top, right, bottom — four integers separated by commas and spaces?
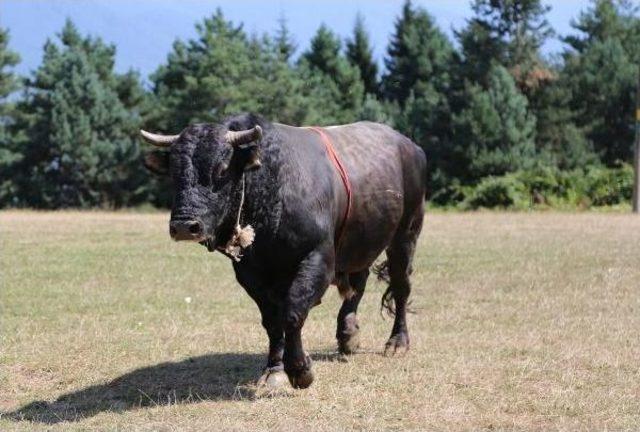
373, 260, 395, 317
373, 259, 415, 317
372, 259, 390, 284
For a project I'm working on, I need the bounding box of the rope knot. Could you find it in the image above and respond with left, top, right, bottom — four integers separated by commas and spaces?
222, 174, 255, 262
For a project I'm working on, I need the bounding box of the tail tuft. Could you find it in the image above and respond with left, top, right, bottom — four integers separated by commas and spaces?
380, 285, 396, 317
373, 259, 415, 317
372, 260, 390, 283
373, 260, 395, 317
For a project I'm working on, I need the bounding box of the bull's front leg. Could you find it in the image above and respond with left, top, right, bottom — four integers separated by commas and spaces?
255, 300, 288, 389
233, 265, 288, 390
283, 245, 334, 389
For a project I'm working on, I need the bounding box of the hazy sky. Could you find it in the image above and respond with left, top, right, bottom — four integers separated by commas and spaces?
3, 0, 593, 81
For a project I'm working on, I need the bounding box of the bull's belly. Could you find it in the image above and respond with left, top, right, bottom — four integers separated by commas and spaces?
334, 199, 403, 273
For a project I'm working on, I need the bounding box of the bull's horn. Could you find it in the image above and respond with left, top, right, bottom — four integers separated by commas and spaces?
225, 125, 263, 146
140, 129, 179, 147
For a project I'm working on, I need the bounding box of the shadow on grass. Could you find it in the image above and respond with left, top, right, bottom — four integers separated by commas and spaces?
4, 352, 265, 424
4, 349, 354, 424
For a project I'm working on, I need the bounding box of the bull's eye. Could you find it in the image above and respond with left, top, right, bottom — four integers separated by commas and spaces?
214, 163, 228, 180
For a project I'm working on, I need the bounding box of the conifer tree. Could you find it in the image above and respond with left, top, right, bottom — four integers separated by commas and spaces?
452, 65, 536, 181
300, 24, 364, 123
150, 10, 256, 132
0, 27, 21, 206
150, 10, 344, 129
346, 14, 379, 96
561, 0, 640, 164
456, 0, 554, 93
470, 0, 553, 68
454, 20, 507, 87
302, 24, 343, 76
453, 0, 560, 175
382, 0, 454, 197
274, 15, 297, 63
16, 20, 146, 208
0, 28, 19, 105
564, 0, 640, 60
382, 0, 453, 105
246, 33, 316, 125
531, 75, 596, 170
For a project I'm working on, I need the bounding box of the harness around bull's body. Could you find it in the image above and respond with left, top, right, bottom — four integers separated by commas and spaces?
306, 126, 353, 249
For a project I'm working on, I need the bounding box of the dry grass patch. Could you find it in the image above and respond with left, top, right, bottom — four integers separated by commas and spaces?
1, 211, 639, 431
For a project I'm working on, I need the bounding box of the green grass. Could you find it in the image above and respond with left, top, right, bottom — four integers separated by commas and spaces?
1, 211, 639, 431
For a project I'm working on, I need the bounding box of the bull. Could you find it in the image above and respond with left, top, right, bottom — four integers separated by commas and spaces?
141, 113, 426, 389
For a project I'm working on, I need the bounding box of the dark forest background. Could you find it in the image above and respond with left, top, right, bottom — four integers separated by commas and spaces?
1, 0, 639, 210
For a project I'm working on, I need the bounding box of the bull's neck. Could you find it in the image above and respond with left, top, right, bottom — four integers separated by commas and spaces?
238, 137, 283, 241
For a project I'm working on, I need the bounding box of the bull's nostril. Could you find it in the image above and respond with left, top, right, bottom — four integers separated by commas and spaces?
189, 222, 201, 234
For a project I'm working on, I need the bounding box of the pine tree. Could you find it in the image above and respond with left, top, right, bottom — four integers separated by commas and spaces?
274, 15, 297, 63
454, 0, 561, 175
456, 0, 554, 93
564, 38, 636, 164
300, 24, 364, 123
381, 0, 454, 197
246, 33, 317, 125
150, 10, 256, 132
150, 10, 345, 130
452, 65, 536, 181
562, 0, 640, 164
302, 24, 342, 76
15, 20, 146, 208
454, 19, 507, 87
382, 0, 453, 105
469, 0, 553, 69
532, 71, 596, 169
357, 94, 394, 123
0, 28, 19, 104
346, 14, 379, 96
564, 0, 640, 60
0, 27, 21, 206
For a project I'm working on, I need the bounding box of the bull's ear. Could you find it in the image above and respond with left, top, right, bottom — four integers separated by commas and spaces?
144, 150, 170, 175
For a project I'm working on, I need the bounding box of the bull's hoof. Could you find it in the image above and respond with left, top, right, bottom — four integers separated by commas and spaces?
338, 312, 361, 355
285, 355, 314, 389
256, 367, 289, 390
338, 329, 360, 355
288, 367, 314, 389
384, 332, 410, 357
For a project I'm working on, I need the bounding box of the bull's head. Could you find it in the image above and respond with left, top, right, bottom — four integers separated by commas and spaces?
141, 123, 262, 245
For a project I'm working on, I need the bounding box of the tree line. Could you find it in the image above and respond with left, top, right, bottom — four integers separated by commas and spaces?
0, 0, 639, 209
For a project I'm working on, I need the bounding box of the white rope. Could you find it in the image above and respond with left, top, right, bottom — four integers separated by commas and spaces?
222, 173, 255, 262
235, 174, 246, 227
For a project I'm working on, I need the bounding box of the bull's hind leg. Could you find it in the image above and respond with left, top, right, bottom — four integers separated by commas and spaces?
382, 209, 423, 356
336, 269, 369, 354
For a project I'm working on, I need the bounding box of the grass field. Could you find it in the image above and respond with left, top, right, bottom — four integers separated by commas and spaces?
1, 211, 639, 431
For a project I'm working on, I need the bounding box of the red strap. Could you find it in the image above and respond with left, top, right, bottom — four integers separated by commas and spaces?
307, 126, 352, 248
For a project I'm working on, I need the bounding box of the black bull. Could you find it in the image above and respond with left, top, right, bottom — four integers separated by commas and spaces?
142, 113, 426, 389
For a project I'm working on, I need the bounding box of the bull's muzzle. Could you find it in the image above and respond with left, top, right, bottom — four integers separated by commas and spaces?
169, 219, 204, 241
